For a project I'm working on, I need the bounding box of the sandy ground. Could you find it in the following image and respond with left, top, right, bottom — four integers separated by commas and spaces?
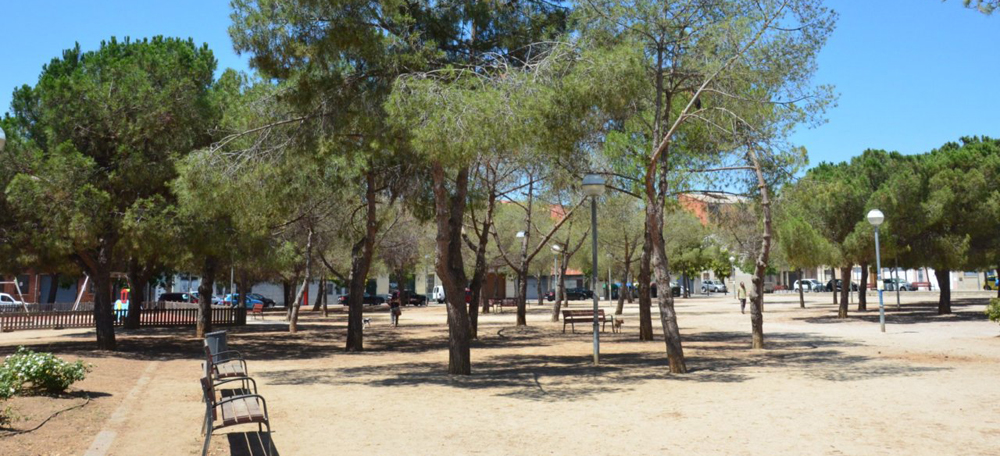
1, 291, 999, 456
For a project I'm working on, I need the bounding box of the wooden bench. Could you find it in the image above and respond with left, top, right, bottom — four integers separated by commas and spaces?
912, 281, 931, 290
562, 309, 606, 333
491, 298, 519, 313
204, 343, 248, 381
200, 374, 273, 456
251, 303, 264, 320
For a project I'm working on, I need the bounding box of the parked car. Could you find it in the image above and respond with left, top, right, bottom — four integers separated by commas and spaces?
0, 292, 24, 310
883, 278, 916, 291
223, 293, 264, 308
545, 287, 593, 301
701, 279, 727, 293
338, 293, 386, 306
824, 279, 859, 292
432, 285, 446, 303
246, 293, 277, 307
986, 274, 998, 291
389, 290, 427, 306
793, 279, 824, 292
157, 292, 196, 304
763, 280, 776, 293
192, 292, 222, 305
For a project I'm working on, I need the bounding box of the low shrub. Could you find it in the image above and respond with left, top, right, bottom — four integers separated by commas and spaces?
988, 298, 1000, 324
0, 347, 91, 395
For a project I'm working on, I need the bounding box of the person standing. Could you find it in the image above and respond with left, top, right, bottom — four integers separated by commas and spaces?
737, 282, 748, 314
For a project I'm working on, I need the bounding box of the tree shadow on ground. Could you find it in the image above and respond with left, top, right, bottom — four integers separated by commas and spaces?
795, 298, 988, 326
257, 330, 945, 402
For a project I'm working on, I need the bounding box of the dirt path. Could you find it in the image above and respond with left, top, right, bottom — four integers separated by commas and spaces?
2, 292, 998, 455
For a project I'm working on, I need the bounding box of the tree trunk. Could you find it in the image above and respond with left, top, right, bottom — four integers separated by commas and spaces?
535, 273, 543, 306
289, 228, 313, 333
312, 278, 325, 311
858, 263, 868, 311
839, 267, 850, 314
322, 278, 329, 317
638, 230, 654, 341
935, 268, 951, 314
125, 260, 141, 330
648, 205, 686, 372
92, 264, 117, 350
831, 267, 838, 304
747, 146, 771, 350
282, 280, 292, 309
516, 269, 529, 326
196, 256, 217, 338
466, 190, 495, 337
550, 258, 571, 321
432, 162, 472, 375
798, 268, 805, 308
346, 172, 379, 351
125, 260, 152, 330
615, 269, 628, 315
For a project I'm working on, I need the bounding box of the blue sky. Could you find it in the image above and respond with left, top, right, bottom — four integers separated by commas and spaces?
0, 0, 996, 167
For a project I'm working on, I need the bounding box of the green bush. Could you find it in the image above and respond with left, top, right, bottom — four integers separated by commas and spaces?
988, 298, 1000, 324
0, 347, 91, 395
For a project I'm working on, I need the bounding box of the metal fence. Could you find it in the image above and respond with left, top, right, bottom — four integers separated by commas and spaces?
0, 305, 245, 332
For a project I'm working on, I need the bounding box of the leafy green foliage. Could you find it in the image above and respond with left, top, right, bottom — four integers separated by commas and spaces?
0, 347, 91, 396
986, 298, 1000, 324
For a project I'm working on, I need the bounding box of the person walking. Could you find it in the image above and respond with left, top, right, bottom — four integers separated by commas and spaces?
737, 282, 748, 314
389, 297, 401, 327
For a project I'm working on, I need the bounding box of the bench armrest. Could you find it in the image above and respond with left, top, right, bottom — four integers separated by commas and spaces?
211, 350, 245, 361
213, 376, 259, 394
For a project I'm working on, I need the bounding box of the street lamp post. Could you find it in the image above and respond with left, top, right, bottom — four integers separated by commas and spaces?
582, 173, 606, 365
867, 209, 886, 333
551, 244, 562, 307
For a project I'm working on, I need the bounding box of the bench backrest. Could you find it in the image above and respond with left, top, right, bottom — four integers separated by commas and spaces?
252, 304, 264, 312
205, 330, 228, 357
562, 309, 605, 318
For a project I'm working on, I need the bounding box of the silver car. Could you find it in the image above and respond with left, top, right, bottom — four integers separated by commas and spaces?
701, 279, 728, 293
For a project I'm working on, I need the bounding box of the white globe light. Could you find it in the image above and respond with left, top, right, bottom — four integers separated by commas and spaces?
867, 209, 885, 227
582, 173, 606, 197
0, 126, 6, 151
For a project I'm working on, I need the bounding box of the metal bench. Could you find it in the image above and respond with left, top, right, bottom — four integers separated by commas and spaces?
204, 343, 248, 381
561, 309, 606, 333
200, 374, 273, 456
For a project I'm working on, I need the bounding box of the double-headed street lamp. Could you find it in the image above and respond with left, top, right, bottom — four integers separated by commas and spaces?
582, 173, 606, 365
867, 209, 886, 333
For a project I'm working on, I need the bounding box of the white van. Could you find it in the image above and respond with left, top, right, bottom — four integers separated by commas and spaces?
432, 286, 446, 303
